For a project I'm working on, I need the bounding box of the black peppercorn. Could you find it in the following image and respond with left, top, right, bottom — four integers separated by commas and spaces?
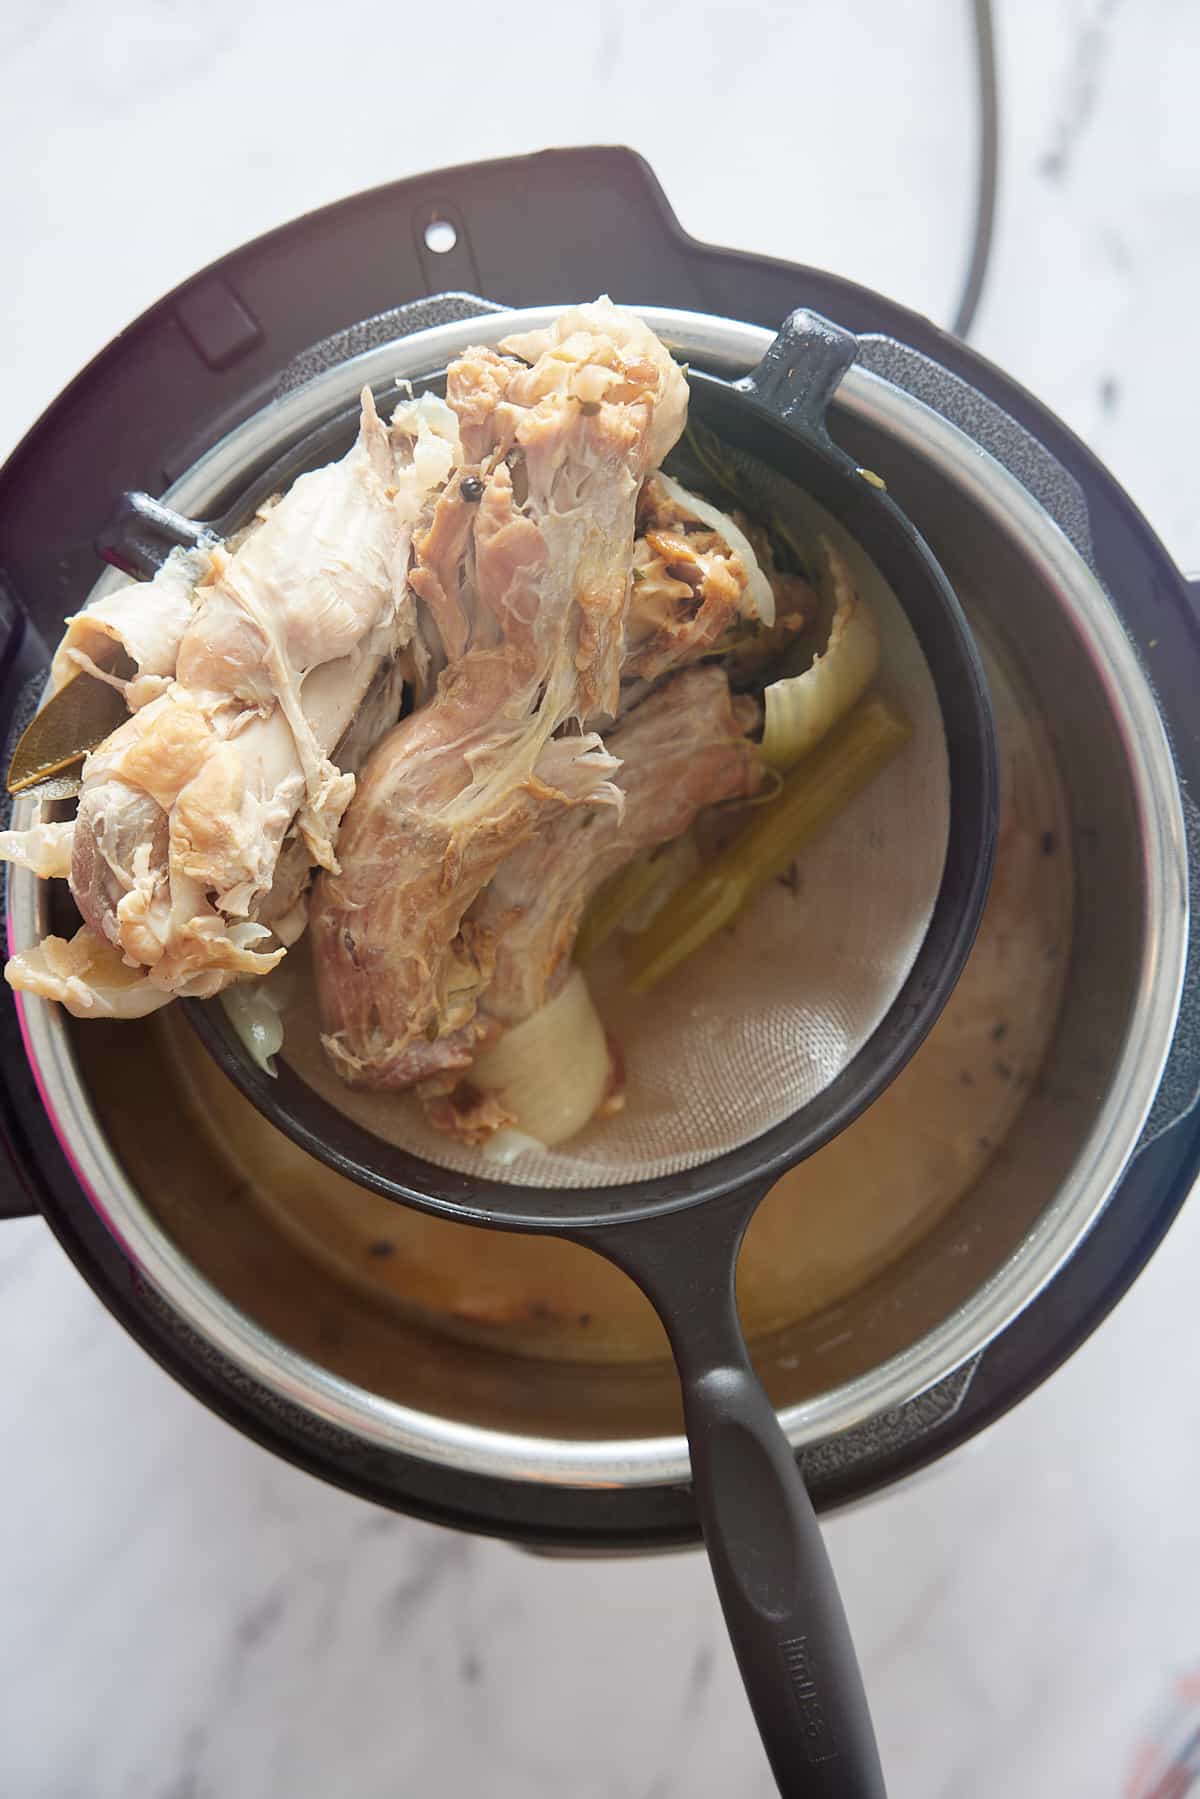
460, 476, 484, 502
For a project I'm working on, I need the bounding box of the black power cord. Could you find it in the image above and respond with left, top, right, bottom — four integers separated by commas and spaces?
951, 0, 999, 339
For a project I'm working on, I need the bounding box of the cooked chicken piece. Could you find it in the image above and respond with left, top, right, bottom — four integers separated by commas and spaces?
328, 650, 409, 780
0, 818, 76, 879
408, 469, 483, 667
496, 300, 688, 721
256, 652, 412, 950
50, 546, 205, 712
312, 299, 689, 1086
464, 666, 762, 1029
312, 660, 620, 1088
7, 924, 237, 1021
446, 346, 524, 466
624, 475, 815, 683
500, 299, 688, 473
254, 835, 314, 950
47, 493, 319, 714
5, 391, 459, 1018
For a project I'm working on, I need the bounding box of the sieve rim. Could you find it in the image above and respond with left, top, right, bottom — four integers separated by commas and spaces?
180, 352, 999, 1229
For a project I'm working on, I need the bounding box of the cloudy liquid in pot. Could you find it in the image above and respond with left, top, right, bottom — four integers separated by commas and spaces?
165, 611, 1072, 1365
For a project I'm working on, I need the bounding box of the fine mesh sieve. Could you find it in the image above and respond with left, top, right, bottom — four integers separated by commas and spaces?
173, 307, 995, 1797
186, 315, 990, 1232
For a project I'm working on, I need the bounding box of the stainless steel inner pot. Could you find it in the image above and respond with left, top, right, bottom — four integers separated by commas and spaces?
7, 306, 1186, 1490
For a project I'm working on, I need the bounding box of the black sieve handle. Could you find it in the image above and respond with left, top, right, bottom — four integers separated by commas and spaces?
588, 1196, 886, 1798
734, 310, 860, 453
95, 491, 215, 578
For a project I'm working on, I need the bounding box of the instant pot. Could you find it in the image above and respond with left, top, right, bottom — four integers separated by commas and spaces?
3, 147, 1198, 1551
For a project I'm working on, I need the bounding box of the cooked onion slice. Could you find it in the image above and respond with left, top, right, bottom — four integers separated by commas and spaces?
480, 1128, 547, 1167
468, 969, 611, 1147
760, 538, 879, 772
221, 972, 292, 1077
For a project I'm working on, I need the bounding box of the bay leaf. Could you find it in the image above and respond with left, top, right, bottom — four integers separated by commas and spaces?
6, 671, 127, 795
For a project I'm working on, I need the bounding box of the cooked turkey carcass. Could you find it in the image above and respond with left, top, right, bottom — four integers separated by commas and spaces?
311, 299, 689, 1087
312, 665, 620, 1088
4, 390, 459, 1018
466, 665, 762, 1029
419, 665, 761, 1144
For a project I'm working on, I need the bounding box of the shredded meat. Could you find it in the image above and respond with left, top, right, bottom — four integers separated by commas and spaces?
311, 661, 620, 1088
311, 299, 688, 1088
420, 1081, 517, 1147
719, 515, 819, 688
624, 477, 816, 683
625, 481, 746, 680
408, 469, 483, 668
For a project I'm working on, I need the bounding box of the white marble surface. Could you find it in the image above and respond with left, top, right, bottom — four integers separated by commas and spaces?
3, 1, 1200, 1793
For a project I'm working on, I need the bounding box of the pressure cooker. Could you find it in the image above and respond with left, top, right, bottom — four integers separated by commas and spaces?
2, 147, 1197, 1551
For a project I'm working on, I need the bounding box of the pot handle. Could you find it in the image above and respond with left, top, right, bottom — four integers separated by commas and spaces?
588, 1196, 886, 1798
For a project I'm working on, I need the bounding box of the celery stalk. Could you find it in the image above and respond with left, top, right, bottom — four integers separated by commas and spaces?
625, 696, 912, 993
574, 855, 669, 964
575, 834, 700, 964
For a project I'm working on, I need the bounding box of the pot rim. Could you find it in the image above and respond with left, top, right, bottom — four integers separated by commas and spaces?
7, 304, 1188, 1487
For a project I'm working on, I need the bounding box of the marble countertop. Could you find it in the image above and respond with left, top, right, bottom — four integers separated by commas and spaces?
3, 1, 1200, 1793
